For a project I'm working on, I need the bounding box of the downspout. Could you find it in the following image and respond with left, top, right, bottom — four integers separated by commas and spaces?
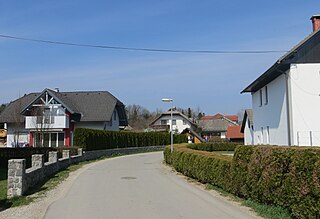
284, 69, 293, 146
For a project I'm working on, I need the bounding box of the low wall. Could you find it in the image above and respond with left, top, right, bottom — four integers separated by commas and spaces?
7, 145, 165, 198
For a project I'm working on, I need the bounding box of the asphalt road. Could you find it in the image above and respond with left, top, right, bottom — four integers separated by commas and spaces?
44, 152, 257, 219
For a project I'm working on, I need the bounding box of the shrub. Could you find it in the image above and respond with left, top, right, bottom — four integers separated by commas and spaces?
187, 142, 240, 151
0, 147, 78, 168
73, 128, 187, 151
164, 144, 320, 218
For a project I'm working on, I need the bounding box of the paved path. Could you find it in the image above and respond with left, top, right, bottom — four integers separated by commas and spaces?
44, 152, 257, 219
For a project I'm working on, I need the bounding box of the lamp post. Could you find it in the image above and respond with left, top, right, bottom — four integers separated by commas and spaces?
162, 98, 173, 152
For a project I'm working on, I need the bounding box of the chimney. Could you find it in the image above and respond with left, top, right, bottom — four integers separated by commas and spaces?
54, 87, 60, 92
311, 15, 320, 32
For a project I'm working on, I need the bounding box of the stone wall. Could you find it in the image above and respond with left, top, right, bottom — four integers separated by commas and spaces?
7, 146, 165, 198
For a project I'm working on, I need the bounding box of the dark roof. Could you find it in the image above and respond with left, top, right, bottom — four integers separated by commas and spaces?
149, 111, 197, 126
240, 109, 253, 133
0, 89, 128, 125
242, 28, 320, 93
198, 117, 237, 132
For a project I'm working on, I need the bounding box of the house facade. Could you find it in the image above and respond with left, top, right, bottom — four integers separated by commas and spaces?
240, 109, 254, 145
197, 115, 238, 140
0, 88, 128, 147
241, 15, 320, 146
149, 111, 197, 133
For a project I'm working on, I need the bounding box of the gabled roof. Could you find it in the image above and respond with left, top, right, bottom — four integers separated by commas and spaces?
226, 125, 244, 139
198, 116, 237, 132
201, 113, 238, 122
240, 109, 253, 133
242, 28, 320, 93
181, 128, 205, 142
149, 111, 197, 126
0, 89, 128, 125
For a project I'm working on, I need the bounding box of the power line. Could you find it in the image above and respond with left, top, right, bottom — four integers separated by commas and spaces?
0, 34, 288, 54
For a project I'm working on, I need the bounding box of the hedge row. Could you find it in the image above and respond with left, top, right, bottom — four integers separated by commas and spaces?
164, 145, 320, 218
188, 142, 240, 151
0, 147, 79, 168
73, 128, 187, 151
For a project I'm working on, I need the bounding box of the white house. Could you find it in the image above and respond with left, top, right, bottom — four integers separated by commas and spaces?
241, 15, 320, 146
240, 109, 254, 145
0, 88, 128, 147
149, 111, 197, 133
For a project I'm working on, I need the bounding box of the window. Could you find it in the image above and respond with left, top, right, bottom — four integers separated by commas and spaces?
266, 126, 270, 144
261, 127, 264, 144
172, 119, 176, 125
259, 89, 263, 106
183, 120, 187, 125
58, 133, 64, 146
161, 120, 167, 125
265, 86, 268, 105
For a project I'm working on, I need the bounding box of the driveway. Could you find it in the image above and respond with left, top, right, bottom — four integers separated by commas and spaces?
44, 152, 257, 219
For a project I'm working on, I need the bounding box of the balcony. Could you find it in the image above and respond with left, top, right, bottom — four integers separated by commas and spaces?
25, 116, 69, 129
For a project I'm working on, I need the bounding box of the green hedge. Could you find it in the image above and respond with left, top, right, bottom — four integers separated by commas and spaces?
164, 144, 320, 218
187, 142, 240, 151
0, 147, 79, 168
73, 128, 187, 151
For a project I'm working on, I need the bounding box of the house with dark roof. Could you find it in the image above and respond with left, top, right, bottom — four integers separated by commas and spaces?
240, 109, 254, 145
149, 111, 197, 133
197, 116, 238, 140
241, 15, 320, 146
0, 88, 128, 147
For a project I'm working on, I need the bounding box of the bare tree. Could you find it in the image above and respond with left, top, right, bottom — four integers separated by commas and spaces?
30, 106, 53, 147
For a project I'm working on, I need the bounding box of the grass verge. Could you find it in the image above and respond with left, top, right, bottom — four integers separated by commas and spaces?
206, 184, 292, 219
0, 153, 124, 210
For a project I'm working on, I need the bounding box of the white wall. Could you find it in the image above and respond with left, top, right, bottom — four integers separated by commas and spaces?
154, 114, 191, 133
289, 64, 320, 146
6, 123, 29, 147
252, 73, 289, 145
244, 117, 254, 145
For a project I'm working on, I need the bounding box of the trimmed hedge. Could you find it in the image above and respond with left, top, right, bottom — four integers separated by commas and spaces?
187, 142, 240, 151
73, 128, 187, 151
164, 144, 320, 218
0, 147, 79, 168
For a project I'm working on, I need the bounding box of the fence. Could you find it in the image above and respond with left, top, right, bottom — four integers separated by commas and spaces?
7, 145, 165, 198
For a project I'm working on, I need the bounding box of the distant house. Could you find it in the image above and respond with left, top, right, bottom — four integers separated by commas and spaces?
240, 109, 254, 145
0, 88, 128, 147
197, 115, 238, 140
201, 113, 238, 123
226, 125, 244, 143
241, 15, 320, 146
149, 111, 197, 133
181, 128, 205, 144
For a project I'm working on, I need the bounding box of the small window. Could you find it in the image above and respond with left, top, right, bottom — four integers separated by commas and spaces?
261, 127, 264, 144
265, 86, 268, 105
259, 89, 263, 107
172, 119, 176, 125
161, 120, 167, 125
183, 120, 187, 125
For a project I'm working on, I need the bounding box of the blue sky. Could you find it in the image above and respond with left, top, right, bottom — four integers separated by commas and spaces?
0, 1, 320, 115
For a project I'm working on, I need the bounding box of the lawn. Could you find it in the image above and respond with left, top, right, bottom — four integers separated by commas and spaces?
213, 151, 234, 156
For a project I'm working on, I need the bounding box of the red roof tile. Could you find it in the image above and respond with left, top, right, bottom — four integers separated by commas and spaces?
226, 126, 244, 139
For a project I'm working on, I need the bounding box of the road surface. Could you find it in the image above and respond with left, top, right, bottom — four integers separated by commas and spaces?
44, 152, 257, 219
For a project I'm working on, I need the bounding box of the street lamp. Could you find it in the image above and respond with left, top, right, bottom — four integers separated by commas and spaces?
162, 98, 174, 152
